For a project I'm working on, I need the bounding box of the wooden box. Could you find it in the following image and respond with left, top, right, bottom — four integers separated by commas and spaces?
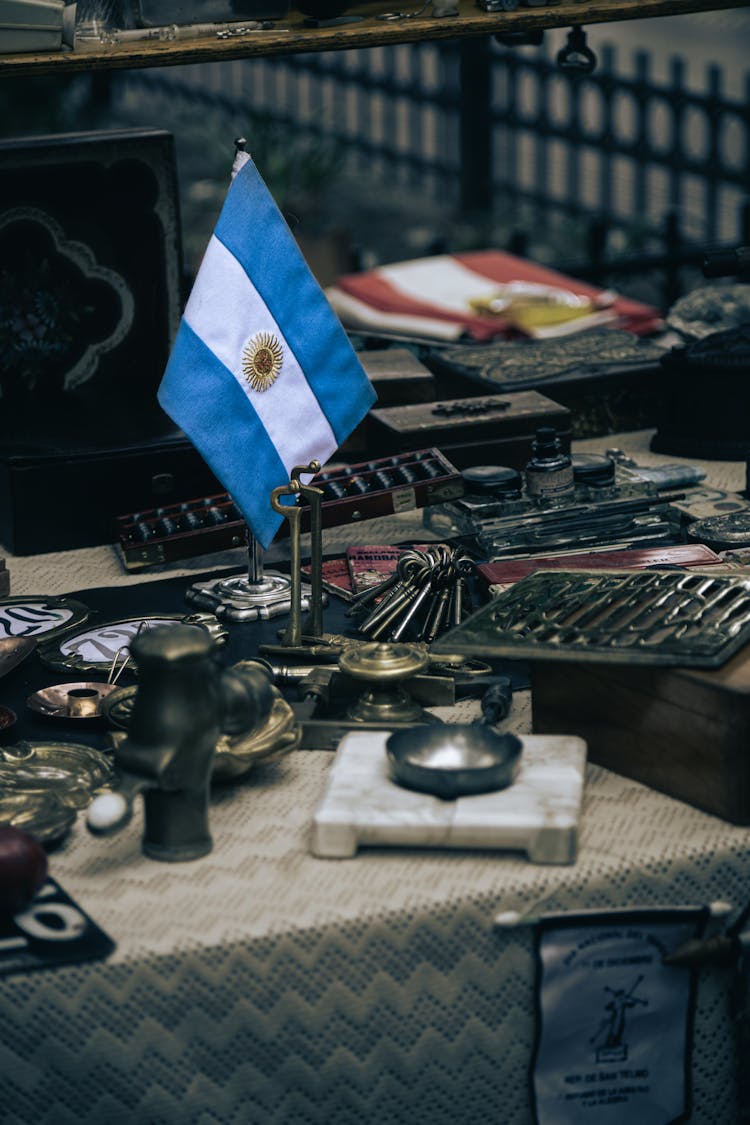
336, 349, 436, 458
360, 348, 436, 406
532, 648, 750, 824
368, 390, 570, 470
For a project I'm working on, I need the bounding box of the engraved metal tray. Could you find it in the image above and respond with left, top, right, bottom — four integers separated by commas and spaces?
0, 596, 90, 641
0, 791, 77, 846
37, 613, 227, 676
432, 569, 750, 667
0, 741, 115, 808
104, 686, 300, 781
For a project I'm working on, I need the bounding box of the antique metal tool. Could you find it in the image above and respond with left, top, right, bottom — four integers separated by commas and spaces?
271, 479, 304, 648
291, 459, 325, 639
259, 471, 334, 659
86, 624, 274, 861
348, 544, 477, 644
556, 26, 597, 75
338, 641, 433, 724
289, 641, 449, 750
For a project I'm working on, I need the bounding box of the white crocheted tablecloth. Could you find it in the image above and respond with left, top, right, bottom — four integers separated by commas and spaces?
1, 432, 748, 1125
2, 752, 747, 1125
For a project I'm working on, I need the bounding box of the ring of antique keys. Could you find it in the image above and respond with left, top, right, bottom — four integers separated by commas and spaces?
349, 545, 475, 645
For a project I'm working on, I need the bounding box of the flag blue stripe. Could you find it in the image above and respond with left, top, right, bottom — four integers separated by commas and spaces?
214, 160, 376, 445
158, 320, 288, 548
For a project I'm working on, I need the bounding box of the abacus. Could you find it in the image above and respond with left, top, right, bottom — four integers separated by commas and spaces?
115, 448, 463, 570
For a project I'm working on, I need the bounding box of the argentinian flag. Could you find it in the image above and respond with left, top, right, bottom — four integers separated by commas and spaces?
158, 150, 376, 548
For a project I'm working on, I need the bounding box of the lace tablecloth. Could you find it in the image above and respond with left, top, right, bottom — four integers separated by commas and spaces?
1, 432, 748, 1125
2, 752, 747, 1125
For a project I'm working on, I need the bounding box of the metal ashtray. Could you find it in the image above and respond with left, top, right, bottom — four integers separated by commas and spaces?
27, 681, 120, 721
386, 725, 523, 800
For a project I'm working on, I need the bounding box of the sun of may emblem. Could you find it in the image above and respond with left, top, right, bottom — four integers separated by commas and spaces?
242, 332, 284, 391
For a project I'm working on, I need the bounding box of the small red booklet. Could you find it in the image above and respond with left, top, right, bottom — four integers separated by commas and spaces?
346, 544, 437, 597
346, 546, 405, 597
301, 556, 355, 601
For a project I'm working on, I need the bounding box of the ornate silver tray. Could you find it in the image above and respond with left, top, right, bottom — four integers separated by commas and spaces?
104, 685, 300, 781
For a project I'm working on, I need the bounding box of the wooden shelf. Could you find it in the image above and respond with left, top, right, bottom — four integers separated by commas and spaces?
0, 0, 746, 77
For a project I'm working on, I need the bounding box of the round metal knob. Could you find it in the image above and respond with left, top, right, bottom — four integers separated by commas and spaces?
338, 642, 429, 684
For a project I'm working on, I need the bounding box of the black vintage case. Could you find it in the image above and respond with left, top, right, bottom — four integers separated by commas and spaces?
368, 390, 571, 470
0, 433, 221, 555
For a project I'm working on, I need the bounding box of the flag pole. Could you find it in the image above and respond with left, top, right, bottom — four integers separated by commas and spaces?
186, 523, 296, 621
185, 135, 298, 621
177, 132, 374, 621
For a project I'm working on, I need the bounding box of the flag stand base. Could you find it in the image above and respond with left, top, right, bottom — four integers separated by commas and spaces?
185, 531, 313, 622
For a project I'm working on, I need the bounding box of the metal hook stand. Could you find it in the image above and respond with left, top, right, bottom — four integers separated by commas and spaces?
259, 461, 339, 660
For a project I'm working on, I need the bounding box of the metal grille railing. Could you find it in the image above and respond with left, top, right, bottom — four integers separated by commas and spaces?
486, 39, 750, 246
117, 33, 750, 299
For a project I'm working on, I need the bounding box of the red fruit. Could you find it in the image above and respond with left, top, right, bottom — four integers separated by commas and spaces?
0, 826, 48, 915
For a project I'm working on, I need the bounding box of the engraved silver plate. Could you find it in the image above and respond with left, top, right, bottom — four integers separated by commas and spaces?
432, 569, 750, 668
0, 596, 89, 641
37, 614, 227, 676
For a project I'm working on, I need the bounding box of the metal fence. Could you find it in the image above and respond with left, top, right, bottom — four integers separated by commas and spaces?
118, 33, 750, 300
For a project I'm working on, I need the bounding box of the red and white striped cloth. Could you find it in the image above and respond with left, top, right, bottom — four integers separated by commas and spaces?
327, 250, 663, 342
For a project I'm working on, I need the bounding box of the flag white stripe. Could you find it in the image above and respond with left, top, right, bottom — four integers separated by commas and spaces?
377, 255, 506, 315
184, 236, 337, 472
325, 286, 465, 340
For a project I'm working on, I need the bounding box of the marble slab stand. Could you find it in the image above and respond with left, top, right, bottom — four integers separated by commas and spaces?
311, 730, 587, 865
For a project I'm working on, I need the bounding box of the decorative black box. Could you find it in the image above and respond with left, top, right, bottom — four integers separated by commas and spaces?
0, 128, 213, 552
0, 434, 221, 555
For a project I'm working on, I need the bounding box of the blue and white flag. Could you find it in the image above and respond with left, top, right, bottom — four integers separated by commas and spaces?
158, 150, 376, 548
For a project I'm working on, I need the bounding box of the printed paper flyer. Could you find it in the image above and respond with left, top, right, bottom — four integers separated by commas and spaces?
532, 910, 703, 1125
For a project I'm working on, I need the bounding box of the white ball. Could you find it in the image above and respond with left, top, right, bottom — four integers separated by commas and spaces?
87, 792, 130, 834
